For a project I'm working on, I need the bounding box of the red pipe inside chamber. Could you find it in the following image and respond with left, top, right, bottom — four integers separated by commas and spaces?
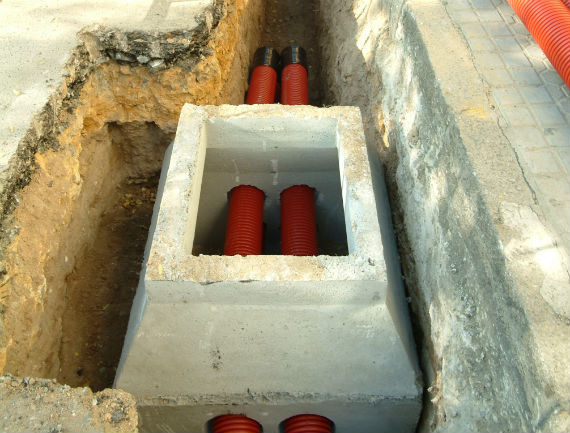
246, 46, 280, 104
224, 185, 264, 256
281, 46, 309, 105
283, 414, 334, 433
280, 185, 318, 256
212, 414, 262, 433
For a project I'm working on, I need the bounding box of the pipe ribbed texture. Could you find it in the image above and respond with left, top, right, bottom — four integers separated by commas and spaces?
212, 414, 262, 433
283, 414, 333, 433
224, 185, 264, 256
281, 64, 309, 105
246, 65, 278, 104
507, 0, 570, 87
281, 185, 318, 256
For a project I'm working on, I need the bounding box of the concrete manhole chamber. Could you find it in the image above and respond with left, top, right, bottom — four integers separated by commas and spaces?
115, 104, 421, 432
3, 0, 565, 431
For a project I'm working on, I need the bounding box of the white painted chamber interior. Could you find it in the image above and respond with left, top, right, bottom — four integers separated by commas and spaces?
191, 116, 349, 255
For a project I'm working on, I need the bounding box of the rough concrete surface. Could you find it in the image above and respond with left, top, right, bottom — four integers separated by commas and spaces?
115, 104, 421, 432
317, 0, 569, 431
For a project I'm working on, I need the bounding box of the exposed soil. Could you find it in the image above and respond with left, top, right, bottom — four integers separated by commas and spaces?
0, 373, 138, 432
0, 0, 265, 393
58, 179, 157, 391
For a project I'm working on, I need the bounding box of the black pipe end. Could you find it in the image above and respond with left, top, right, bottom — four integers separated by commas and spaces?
281, 45, 307, 69
252, 46, 280, 71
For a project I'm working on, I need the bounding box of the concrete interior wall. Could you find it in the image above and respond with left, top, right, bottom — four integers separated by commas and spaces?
193, 117, 348, 255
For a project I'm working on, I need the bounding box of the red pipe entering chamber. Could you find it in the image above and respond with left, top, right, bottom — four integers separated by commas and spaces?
283, 414, 334, 433
281, 46, 309, 105
280, 185, 318, 256
212, 414, 262, 433
507, 0, 570, 87
246, 47, 280, 104
224, 185, 264, 256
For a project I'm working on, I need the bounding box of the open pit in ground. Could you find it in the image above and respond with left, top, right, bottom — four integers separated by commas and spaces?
1, 0, 568, 432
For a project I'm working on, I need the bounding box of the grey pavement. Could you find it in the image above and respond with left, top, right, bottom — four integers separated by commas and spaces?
445, 0, 570, 265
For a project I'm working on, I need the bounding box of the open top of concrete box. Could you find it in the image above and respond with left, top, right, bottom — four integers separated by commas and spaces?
146, 104, 386, 283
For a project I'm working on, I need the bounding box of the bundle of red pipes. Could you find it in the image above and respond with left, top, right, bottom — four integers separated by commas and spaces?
211, 413, 333, 433
224, 184, 318, 257
246, 45, 310, 105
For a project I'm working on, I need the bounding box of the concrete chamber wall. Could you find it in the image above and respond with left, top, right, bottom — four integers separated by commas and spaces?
115, 104, 422, 433
193, 117, 347, 255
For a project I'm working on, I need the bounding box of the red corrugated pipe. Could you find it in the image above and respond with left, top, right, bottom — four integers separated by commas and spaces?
246, 47, 280, 104
212, 414, 262, 433
282, 414, 334, 433
281, 46, 309, 105
507, 0, 570, 87
280, 185, 318, 256
224, 185, 265, 256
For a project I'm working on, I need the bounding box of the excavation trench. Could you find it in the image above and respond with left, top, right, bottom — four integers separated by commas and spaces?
0, 0, 332, 392
1, 0, 431, 429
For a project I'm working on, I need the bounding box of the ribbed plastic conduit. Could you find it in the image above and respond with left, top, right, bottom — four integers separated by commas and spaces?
224, 185, 264, 256
280, 185, 318, 256
507, 0, 570, 87
283, 414, 333, 433
212, 414, 262, 433
246, 47, 280, 104
281, 46, 309, 105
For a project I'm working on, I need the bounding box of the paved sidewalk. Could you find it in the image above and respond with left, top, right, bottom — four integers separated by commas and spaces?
444, 0, 570, 262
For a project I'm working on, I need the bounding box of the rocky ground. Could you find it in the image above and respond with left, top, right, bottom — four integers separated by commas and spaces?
0, 374, 138, 432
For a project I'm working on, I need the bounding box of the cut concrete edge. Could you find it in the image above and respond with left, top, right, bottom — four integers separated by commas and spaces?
377, 0, 569, 430
145, 104, 388, 282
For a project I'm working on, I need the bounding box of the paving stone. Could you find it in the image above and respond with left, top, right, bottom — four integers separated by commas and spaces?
452, 10, 480, 23
510, 22, 529, 36
485, 68, 514, 85
475, 52, 504, 68
485, 22, 513, 37
540, 70, 565, 85
501, 105, 535, 126
477, 9, 502, 22
504, 126, 549, 148
461, 23, 488, 37
544, 127, 570, 148
496, 3, 517, 21
469, 37, 496, 51
501, 51, 531, 68
512, 68, 542, 85
447, 0, 473, 10
532, 105, 566, 127
493, 87, 523, 105
493, 37, 521, 52
519, 148, 564, 175
471, 0, 494, 9
556, 148, 570, 174
535, 176, 570, 204
523, 45, 547, 61
520, 86, 553, 104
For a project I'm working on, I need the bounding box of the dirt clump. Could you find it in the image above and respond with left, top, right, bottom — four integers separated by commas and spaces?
0, 373, 137, 432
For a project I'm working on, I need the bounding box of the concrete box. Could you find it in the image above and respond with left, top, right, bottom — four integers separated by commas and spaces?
115, 104, 421, 433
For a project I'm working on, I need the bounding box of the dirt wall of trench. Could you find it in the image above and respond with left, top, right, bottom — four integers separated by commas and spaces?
0, 0, 264, 389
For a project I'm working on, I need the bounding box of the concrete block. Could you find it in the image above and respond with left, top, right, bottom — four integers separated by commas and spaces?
115, 104, 421, 432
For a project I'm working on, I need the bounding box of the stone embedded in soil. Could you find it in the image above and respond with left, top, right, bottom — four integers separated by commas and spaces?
0, 374, 138, 432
